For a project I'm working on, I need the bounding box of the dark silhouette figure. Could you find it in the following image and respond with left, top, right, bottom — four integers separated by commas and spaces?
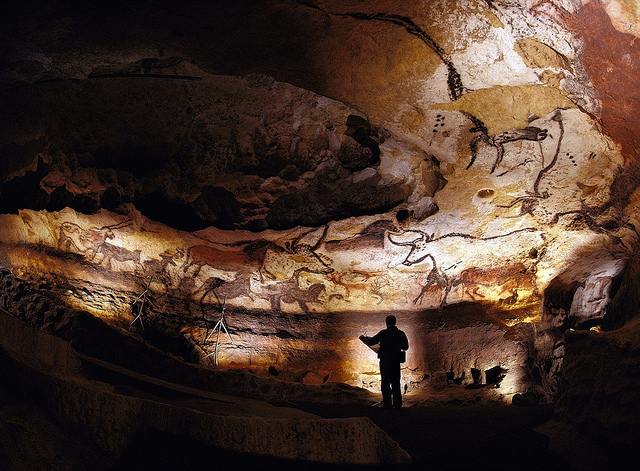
360, 315, 409, 409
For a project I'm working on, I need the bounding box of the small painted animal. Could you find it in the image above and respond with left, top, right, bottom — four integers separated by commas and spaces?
94, 241, 142, 271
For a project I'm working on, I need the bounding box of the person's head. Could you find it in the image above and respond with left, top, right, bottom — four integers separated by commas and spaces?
385, 315, 397, 328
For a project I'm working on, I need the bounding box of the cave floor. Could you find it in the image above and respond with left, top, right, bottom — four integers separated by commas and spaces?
0, 387, 622, 471
88, 356, 616, 471
75, 350, 570, 470
0, 303, 625, 471
289, 400, 618, 471
2, 363, 620, 471
292, 401, 557, 470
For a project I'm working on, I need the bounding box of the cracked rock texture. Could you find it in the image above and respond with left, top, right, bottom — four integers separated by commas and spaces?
2, 0, 640, 454
0, 306, 409, 467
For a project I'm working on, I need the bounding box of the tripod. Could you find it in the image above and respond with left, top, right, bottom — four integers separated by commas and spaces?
130, 275, 153, 331
203, 293, 233, 366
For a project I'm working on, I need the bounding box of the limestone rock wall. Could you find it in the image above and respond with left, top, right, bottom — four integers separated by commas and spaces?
555, 318, 640, 451
1, 0, 640, 413
0, 308, 410, 466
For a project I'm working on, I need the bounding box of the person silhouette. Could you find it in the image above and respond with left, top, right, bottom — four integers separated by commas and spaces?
360, 315, 409, 409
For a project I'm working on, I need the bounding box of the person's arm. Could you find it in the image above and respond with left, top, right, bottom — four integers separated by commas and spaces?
401, 331, 409, 351
360, 331, 382, 346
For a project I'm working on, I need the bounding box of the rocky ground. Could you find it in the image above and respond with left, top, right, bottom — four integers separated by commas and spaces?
1, 355, 625, 471
1, 302, 631, 471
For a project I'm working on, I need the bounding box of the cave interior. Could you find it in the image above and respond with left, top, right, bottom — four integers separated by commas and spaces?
1, 1, 640, 470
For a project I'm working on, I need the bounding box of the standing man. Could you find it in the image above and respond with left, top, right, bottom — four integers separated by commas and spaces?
360, 315, 409, 410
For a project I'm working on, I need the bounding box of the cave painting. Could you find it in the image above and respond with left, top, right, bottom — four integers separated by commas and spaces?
459, 106, 630, 245
256, 268, 327, 314
183, 243, 259, 279
197, 275, 255, 307
490, 110, 565, 219
141, 248, 185, 301
180, 224, 422, 313
94, 241, 143, 272
57, 221, 128, 260
56, 219, 159, 273
453, 263, 538, 303
182, 227, 336, 313
0, 80, 631, 322
258, 226, 334, 281
196, 269, 326, 315
44, 183, 623, 317
467, 118, 549, 174
387, 228, 539, 267
325, 270, 377, 301
183, 226, 333, 282
39, 106, 633, 316
32, 103, 626, 319
327, 9, 465, 101
368, 275, 408, 305
129, 220, 540, 312
392, 247, 537, 309
55, 218, 186, 297
410, 254, 449, 308
479, 109, 638, 249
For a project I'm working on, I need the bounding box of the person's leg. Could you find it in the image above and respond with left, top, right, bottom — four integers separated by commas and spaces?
390, 362, 402, 409
380, 361, 392, 408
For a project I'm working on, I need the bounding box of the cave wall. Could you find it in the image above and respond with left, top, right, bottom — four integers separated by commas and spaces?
0, 306, 410, 466
555, 318, 640, 456
1, 0, 640, 424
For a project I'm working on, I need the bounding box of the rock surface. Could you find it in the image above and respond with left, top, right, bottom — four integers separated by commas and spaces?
0, 306, 411, 466
1, 0, 640, 453
555, 318, 640, 454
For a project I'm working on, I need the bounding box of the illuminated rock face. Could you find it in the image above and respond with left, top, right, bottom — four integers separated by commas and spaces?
1, 0, 640, 413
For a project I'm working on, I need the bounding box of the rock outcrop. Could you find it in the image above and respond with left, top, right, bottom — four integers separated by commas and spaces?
0, 304, 411, 467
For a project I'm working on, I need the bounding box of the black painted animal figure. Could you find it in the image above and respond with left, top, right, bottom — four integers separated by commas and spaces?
411, 254, 450, 308
387, 230, 436, 266
182, 226, 333, 283
142, 248, 184, 288
259, 268, 326, 314
387, 228, 537, 267
260, 226, 334, 281
198, 275, 255, 306
466, 113, 548, 173
57, 220, 131, 260
278, 283, 326, 313
94, 241, 143, 272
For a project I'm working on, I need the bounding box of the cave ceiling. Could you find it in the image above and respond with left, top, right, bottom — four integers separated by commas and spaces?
1, 0, 640, 396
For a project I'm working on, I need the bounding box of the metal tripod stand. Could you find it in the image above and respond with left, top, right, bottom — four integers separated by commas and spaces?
203, 293, 233, 366
130, 275, 153, 330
